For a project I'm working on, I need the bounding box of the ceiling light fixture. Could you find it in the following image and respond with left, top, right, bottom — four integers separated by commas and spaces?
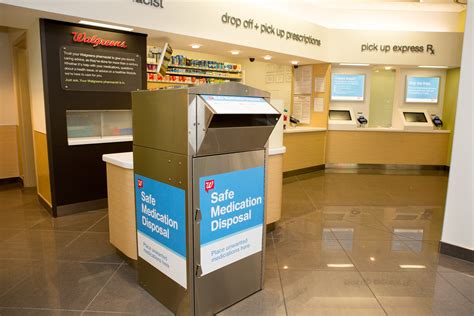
399, 264, 426, 269
291, 61, 299, 65
327, 264, 354, 268
78, 20, 134, 32
231, 50, 240, 55
339, 63, 370, 67
385, 66, 392, 70
263, 55, 272, 61
191, 44, 201, 49
418, 65, 448, 69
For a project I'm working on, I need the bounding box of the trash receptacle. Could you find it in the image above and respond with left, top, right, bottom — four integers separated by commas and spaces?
132, 82, 280, 315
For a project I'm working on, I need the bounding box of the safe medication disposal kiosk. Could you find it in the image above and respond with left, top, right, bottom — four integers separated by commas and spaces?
132, 82, 280, 315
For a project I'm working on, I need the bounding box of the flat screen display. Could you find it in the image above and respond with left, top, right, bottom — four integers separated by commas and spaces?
331, 74, 365, 101
329, 110, 352, 121
201, 95, 278, 114
403, 112, 428, 123
405, 76, 440, 103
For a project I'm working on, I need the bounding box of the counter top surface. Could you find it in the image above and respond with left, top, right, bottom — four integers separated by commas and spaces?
328, 127, 451, 134
103, 152, 133, 169
103, 146, 286, 169
284, 127, 327, 134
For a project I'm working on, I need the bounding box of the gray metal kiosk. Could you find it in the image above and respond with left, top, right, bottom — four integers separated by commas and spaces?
132, 82, 280, 315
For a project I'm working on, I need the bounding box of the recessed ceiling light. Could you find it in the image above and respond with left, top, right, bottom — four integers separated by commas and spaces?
191, 44, 201, 49
282, 265, 289, 269
78, 20, 133, 32
370, 257, 376, 261
339, 63, 370, 67
418, 65, 448, 69
263, 55, 272, 61
291, 61, 299, 65
327, 264, 354, 268
231, 50, 240, 55
385, 66, 392, 70
399, 264, 426, 269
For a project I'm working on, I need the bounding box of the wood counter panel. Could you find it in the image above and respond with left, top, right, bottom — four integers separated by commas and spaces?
106, 163, 137, 260
266, 154, 283, 223
326, 131, 449, 165
283, 132, 327, 172
33, 131, 52, 205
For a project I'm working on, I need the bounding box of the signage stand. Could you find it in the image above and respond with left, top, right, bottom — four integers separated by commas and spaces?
132, 82, 280, 315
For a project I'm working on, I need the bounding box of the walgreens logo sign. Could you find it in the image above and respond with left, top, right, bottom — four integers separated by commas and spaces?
71, 32, 127, 49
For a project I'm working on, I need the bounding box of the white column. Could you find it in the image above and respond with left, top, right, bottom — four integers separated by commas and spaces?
441, 4, 473, 253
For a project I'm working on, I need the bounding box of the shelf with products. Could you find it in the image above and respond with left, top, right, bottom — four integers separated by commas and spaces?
146, 50, 242, 82
168, 64, 241, 74
148, 72, 235, 85
166, 70, 241, 80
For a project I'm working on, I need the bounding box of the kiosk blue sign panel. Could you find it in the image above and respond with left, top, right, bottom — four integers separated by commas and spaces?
135, 174, 187, 288
406, 76, 440, 103
331, 74, 365, 101
199, 166, 265, 275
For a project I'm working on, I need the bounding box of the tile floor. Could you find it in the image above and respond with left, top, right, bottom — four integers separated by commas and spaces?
0, 170, 472, 315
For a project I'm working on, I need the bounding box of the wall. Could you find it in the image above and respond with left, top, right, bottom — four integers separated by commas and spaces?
330, 66, 372, 119
442, 68, 460, 166
0, 29, 20, 179
0, 1, 465, 67
441, 2, 473, 252
26, 19, 51, 204
392, 68, 447, 129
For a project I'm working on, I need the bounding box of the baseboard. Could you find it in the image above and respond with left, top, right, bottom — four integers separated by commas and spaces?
439, 242, 473, 263
325, 163, 449, 171
55, 198, 108, 217
0, 177, 23, 186
38, 194, 53, 216
283, 165, 325, 178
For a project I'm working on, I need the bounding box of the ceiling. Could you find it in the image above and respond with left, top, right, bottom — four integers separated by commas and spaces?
0, 1, 466, 65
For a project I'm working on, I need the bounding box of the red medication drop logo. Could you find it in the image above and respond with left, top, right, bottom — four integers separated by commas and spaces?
205, 180, 215, 193
138, 179, 143, 189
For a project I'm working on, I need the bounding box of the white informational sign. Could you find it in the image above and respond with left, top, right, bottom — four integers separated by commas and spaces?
293, 65, 312, 95
314, 97, 324, 112
201, 95, 278, 114
315, 76, 326, 92
199, 167, 265, 276
293, 95, 311, 124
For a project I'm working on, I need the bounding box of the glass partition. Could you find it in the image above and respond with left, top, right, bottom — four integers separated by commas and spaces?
369, 68, 396, 127
66, 110, 132, 145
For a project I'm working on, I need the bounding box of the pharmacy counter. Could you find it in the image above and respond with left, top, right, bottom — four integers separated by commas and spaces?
326, 128, 451, 166
283, 126, 327, 172
103, 148, 286, 260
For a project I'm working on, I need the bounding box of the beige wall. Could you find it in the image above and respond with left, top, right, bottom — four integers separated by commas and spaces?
0, 29, 20, 179
0, 126, 20, 178
27, 19, 46, 133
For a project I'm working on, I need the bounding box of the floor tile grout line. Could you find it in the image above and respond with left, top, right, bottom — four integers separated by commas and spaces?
63, 213, 109, 248
271, 234, 289, 316
81, 261, 124, 315
436, 268, 474, 304
85, 213, 109, 232
332, 235, 389, 316
0, 274, 29, 302
0, 306, 84, 313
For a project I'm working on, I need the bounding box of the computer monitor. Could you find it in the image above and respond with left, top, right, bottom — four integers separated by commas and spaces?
329, 110, 352, 121
403, 112, 428, 123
